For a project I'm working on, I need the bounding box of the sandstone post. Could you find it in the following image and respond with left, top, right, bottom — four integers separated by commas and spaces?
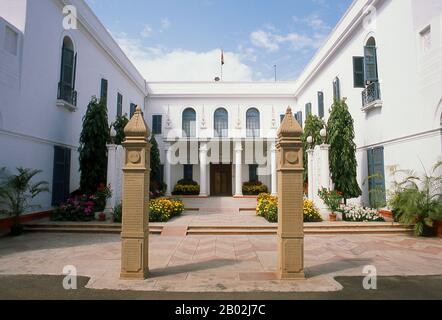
276, 107, 305, 280
120, 106, 151, 280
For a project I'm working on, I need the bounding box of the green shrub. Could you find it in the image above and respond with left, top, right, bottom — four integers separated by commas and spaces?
242, 181, 268, 195
172, 180, 200, 196
113, 202, 122, 223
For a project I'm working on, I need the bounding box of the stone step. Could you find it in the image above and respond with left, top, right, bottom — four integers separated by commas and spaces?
23, 227, 163, 235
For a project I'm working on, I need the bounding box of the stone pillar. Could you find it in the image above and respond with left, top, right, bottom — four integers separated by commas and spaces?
276, 107, 305, 280
320, 144, 331, 190
105, 144, 117, 214
120, 106, 151, 280
307, 148, 314, 200
271, 141, 277, 195
199, 142, 208, 197
165, 144, 172, 196
234, 140, 243, 197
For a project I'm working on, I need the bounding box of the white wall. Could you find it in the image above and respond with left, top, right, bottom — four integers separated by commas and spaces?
0, 0, 146, 211
293, 0, 442, 205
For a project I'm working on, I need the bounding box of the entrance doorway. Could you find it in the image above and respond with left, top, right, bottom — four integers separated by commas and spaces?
210, 164, 232, 196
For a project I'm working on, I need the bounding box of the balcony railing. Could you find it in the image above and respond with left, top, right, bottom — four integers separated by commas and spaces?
57, 82, 77, 106
362, 81, 381, 108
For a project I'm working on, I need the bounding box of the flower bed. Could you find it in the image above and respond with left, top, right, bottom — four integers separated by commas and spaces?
339, 204, 385, 222
242, 181, 268, 196
149, 198, 184, 222
256, 193, 322, 223
52, 185, 111, 222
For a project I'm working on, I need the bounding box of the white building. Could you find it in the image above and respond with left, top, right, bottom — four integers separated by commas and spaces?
0, 0, 146, 211
292, 0, 442, 207
0, 0, 441, 213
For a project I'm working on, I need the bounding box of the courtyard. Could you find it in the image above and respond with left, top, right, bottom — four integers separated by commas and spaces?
1, 230, 442, 297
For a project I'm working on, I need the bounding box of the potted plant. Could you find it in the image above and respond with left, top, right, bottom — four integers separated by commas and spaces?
318, 188, 343, 222
0, 167, 49, 236
389, 161, 442, 237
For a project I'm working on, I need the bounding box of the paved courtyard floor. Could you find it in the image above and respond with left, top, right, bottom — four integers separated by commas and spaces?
0, 232, 441, 293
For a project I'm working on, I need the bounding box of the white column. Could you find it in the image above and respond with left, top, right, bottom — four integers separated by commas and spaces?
105, 144, 117, 213
165, 144, 172, 196
199, 142, 208, 197
234, 141, 243, 197
320, 144, 331, 190
307, 148, 314, 200
270, 141, 277, 195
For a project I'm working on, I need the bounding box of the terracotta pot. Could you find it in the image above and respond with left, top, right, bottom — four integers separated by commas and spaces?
329, 213, 337, 222
98, 214, 106, 222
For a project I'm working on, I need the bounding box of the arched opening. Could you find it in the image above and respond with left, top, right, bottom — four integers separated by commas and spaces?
246, 107, 260, 137
58, 36, 77, 105
364, 37, 378, 83
182, 108, 196, 138
214, 108, 228, 138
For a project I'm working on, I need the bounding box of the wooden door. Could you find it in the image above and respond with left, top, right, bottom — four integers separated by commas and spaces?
210, 164, 232, 196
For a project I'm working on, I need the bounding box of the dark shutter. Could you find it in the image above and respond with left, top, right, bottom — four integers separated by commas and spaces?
184, 165, 193, 181
367, 147, 386, 208
249, 165, 258, 182
72, 53, 77, 90
353, 57, 365, 88
364, 46, 378, 83
305, 103, 312, 116
280, 114, 285, 124
52, 146, 71, 206
130, 103, 137, 118
100, 78, 108, 105
152, 115, 162, 135
295, 111, 303, 128
117, 93, 123, 117
318, 92, 324, 118
333, 77, 341, 101
159, 165, 164, 184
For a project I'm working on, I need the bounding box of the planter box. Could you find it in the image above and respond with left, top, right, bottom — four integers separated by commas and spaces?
379, 209, 393, 220
0, 211, 52, 232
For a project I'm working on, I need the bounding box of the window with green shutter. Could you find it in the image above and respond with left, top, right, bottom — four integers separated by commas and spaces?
367, 146, 386, 208
333, 77, 341, 101
130, 103, 137, 118
117, 93, 123, 117
52, 146, 71, 206
249, 165, 258, 182
318, 92, 324, 118
295, 111, 303, 128
364, 45, 378, 83
353, 57, 365, 88
305, 103, 312, 116
100, 78, 108, 105
152, 115, 162, 135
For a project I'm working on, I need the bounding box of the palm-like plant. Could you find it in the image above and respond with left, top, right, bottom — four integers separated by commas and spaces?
389, 161, 442, 236
0, 167, 49, 236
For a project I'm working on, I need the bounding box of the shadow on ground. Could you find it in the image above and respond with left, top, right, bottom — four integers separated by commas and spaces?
1, 274, 442, 300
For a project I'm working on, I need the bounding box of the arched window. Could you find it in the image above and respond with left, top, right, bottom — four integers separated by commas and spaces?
58, 36, 77, 105
214, 108, 228, 138
182, 108, 196, 138
364, 37, 378, 83
246, 108, 260, 137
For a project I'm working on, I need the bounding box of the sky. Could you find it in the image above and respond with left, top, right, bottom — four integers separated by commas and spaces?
85, 0, 353, 82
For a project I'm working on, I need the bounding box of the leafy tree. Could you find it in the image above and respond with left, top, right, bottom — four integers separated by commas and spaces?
149, 135, 166, 198
301, 114, 325, 183
111, 114, 129, 145
327, 99, 362, 201
150, 135, 161, 182
79, 97, 109, 195
0, 167, 49, 236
